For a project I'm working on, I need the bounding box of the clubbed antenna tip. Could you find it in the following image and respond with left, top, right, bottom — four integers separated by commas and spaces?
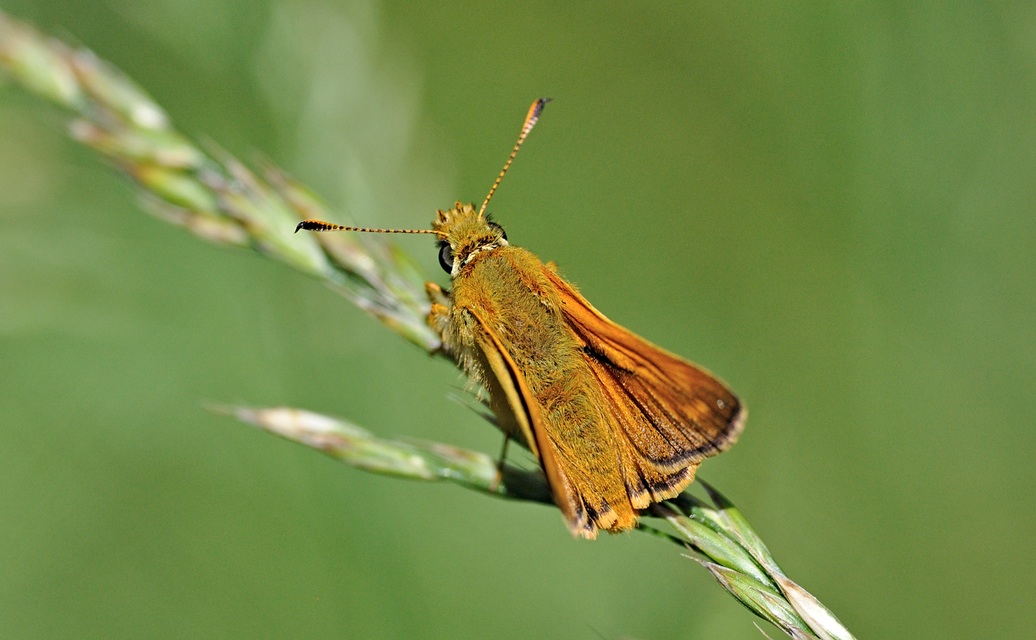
478, 97, 552, 218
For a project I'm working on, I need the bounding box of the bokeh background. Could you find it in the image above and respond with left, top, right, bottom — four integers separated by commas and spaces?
2, 2, 1034, 638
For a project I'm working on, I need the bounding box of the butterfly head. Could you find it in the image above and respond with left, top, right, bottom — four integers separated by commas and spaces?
433, 202, 508, 277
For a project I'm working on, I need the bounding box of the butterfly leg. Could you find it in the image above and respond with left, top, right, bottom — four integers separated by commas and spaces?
425, 282, 451, 355
488, 434, 511, 493
425, 281, 450, 307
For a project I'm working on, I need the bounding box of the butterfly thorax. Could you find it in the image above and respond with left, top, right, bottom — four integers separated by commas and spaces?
443, 241, 575, 385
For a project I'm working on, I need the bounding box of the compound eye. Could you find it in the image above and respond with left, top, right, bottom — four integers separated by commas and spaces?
488, 221, 508, 241
438, 243, 454, 274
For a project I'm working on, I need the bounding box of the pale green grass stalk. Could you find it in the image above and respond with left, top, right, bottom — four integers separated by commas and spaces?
0, 12, 853, 639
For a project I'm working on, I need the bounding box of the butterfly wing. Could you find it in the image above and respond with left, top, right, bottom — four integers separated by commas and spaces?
542, 265, 746, 506
444, 255, 743, 538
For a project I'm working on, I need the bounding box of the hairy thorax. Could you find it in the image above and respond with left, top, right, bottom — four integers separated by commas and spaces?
444, 247, 604, 438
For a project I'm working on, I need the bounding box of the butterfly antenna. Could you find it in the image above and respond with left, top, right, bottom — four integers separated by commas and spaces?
478, 97, 551, 218
294, 220, 445, 238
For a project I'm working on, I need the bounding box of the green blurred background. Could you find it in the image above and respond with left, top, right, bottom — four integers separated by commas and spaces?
2, 2, 1034, 638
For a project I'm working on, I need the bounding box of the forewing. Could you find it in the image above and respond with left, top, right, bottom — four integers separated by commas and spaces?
543, 267, 746, 476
